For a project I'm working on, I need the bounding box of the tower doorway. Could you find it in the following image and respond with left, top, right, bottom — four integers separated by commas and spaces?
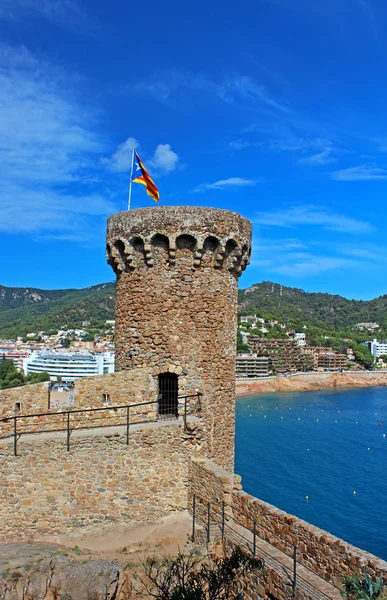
158, 373, 178, 418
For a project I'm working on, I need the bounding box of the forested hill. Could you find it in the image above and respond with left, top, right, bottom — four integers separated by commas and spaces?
1, 280, 387, 338
238, 282, 387, 330
0, 283, 115, 338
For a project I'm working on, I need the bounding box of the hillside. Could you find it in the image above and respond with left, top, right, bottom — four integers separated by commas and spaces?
238, 282, 387, 331
0, 283, 115, 338
0, 280, 387, 338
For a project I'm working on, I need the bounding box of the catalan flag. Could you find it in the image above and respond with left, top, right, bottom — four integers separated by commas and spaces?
131, 151, 160, 203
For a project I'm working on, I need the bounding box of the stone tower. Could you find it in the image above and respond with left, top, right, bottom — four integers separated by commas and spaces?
106, 206, 251, 470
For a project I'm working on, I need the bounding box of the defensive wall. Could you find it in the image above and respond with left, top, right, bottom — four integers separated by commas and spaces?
0, 421, 204, 542
188, 458, 387, 595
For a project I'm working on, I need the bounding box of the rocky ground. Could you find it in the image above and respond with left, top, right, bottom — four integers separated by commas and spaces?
0, 511, 193, 599
235, 371, 387, 396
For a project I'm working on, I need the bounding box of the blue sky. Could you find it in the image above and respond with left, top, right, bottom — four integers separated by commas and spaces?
1, 0, 387, 299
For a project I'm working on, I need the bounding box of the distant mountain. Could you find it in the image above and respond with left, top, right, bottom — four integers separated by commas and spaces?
0, 283, 115, 338
1, 280, 387, 339
238, 281, 387, 331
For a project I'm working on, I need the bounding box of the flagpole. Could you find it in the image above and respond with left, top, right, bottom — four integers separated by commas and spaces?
127, 147, 135, 210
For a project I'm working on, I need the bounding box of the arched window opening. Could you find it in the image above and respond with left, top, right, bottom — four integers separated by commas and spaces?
151, 234, 169, 251
203, 236, 219, 252
158, 373, 178, 419
225, 239, 238, 256
176, 234, 196, 251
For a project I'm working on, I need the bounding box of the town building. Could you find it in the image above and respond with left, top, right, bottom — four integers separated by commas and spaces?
247, 337, 313, 372
292, 332, 306, 346
236, 354, 269, 378
366, 339, 387, 358
23, 351, 115, 382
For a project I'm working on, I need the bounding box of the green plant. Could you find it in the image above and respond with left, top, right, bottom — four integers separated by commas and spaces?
341, 571, 386, 599
137, 545, 264, 599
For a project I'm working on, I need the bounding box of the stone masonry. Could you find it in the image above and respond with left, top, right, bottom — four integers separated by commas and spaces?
106, 206, 252, 470
0, 422, 204, 542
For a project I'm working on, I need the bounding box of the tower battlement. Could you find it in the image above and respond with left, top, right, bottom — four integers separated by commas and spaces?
106, 206, 251, 275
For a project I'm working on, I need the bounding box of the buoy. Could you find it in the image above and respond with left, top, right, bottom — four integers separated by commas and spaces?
307, 448, 310, 452
335, 420, 337, 423
356, 421, 358, 424
298, 417, 300, 421
305, 495, 309, 501
281, 416, 284, 420
338, 411, 340, 413
264, 415, 267, 419
383, 434, 386, 438
316, 419, 319, 422
368, 447, 370, 451
378, 421, 383, 427
250, 414, 252, 417
353, 491, 356, 495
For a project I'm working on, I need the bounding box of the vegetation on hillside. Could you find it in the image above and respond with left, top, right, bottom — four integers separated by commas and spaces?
0, 280, 386, 352
0, 283, 115, 338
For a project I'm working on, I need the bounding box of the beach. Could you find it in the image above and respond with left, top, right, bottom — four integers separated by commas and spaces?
236, 370, 387, 396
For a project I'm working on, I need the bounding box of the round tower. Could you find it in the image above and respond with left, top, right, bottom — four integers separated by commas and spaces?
106, 206, 252, 470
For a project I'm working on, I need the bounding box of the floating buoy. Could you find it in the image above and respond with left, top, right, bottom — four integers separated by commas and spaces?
378, 421, 383, 427
264, 415, 267, 419
250, 414, 252, 417
281, 416, 284, 420
335, 420, 338, 423
338, 411, 340, 413
316, 419, 319, 422
298, 417, 300, 421
368, 447, 370, 451
305, 495, 309, 501
353, 491, 356, 495
383, 434, 386, 438
356, 421, 358, 425
307, 448, 310, 452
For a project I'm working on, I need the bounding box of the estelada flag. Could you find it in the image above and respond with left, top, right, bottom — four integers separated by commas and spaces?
131, 151, 160, 203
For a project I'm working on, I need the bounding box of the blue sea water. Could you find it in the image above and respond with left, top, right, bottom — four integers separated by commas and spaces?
235, 387, 387, 561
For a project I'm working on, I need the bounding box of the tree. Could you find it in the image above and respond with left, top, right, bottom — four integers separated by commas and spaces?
138, 546, 264, 600
237, 331, 250, 354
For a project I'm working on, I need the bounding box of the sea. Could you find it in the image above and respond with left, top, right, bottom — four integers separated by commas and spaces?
235, 387, 387, 561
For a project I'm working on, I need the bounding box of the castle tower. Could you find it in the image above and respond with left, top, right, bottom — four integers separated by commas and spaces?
106, 206, 252, 470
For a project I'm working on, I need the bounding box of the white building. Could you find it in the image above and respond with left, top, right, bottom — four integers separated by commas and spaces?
23, 351, 115, 382
293, 332, 306, 347
240, 316, 264, 328
367, 339, 387, 358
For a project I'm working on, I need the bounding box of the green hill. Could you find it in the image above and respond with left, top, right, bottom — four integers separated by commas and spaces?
0, 280, 386, 339
0, 283, 115, 338
238, 282, 387, 331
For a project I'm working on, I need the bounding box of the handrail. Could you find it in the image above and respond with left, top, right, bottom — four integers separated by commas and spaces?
192, 493, 338, 599
0, 392, 202, 422
0, 393, 202, 455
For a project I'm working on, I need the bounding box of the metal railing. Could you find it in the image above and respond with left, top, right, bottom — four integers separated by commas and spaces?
0, 393, 202, 456
191, 494, 339, 600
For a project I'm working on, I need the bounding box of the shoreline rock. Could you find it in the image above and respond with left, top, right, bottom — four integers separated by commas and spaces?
235, 371, 387, 397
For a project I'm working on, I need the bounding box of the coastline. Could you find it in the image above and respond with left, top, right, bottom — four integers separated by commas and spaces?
235, 370, 387, 396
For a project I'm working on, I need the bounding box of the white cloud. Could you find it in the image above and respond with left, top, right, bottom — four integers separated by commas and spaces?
330, 165, 387, 181
0, 43, 112, 237
136, 72, 292, 114
253, 205, 372, 234
194, 177, 258, 193
102, 137, 139, 172
299, 148, 336, 165
103, 139, 180, 174
150, 144, 179, 173
0, 0, 93, 33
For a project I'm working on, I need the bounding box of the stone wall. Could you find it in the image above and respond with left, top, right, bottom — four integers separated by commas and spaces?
107, 207, 252, 471
188, 458, 387, 591
0, 422, 204, 542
